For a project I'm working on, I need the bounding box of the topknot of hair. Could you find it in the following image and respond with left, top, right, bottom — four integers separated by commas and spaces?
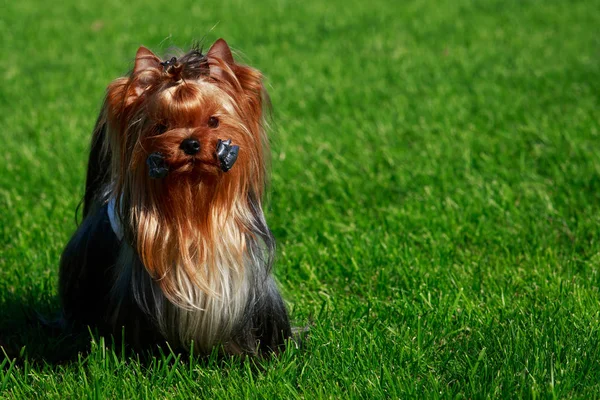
162, 49, 210, 82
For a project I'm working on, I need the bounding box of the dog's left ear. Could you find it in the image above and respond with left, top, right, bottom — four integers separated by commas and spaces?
207, 38, 264, 100
207, 38, 235, 82
207, 39, 234, 66
207, 38, 265, 140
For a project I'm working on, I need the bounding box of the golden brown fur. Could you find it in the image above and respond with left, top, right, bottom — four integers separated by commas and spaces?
59, 39, 291, 354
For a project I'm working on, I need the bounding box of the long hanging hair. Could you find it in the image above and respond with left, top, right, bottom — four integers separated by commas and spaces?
84, 40, 279, 352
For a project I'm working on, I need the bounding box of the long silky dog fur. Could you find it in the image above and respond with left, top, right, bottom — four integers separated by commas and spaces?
59, 39, 292, 354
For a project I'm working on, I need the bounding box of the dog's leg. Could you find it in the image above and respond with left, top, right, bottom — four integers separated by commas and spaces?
251, 278, 293, 353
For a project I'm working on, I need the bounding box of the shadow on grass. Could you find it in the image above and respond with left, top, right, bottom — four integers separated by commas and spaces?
0, 293, 90, 364
0, 295, 185, 368
0, 295, 173, 367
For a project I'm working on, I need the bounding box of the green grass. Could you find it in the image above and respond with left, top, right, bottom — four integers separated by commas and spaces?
1, 0, 600, 397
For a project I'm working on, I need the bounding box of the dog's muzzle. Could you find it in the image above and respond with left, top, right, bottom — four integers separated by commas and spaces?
216, 139, 239, 172
146, 140, 238, 177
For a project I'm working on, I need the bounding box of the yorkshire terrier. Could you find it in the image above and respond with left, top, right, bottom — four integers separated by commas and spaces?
59, 39, 292, 355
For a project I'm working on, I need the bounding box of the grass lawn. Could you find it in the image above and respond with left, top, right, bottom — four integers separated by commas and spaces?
1, 0, 600, 397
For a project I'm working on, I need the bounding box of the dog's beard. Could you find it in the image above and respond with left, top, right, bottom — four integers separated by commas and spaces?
109, 175, 269, 351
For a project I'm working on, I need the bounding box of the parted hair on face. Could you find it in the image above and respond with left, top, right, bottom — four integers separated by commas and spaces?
59, 38, 292, 355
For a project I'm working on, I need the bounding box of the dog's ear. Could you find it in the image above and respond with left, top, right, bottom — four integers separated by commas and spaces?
104, 46, 162, 126
207, 39, 235, 81
208, 39, 265, 138
134, 46, 161, 74
206, 38, 262, 101
128, 46, 162, 101
207, 38, 234, 66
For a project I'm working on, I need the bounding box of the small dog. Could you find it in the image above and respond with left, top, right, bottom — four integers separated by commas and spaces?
59, 39, 292, 355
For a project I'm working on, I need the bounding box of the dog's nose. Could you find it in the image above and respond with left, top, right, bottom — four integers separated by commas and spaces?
180, 138, 201, 155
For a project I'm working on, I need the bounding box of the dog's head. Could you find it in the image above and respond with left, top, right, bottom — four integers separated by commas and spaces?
103, 39, 268, 209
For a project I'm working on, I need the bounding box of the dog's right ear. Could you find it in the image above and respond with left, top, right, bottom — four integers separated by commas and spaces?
104, 46, 162, 130
130, 46, 162, 99
134, 46, 161, 74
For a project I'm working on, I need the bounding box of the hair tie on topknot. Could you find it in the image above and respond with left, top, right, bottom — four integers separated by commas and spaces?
160, 57, 177, 69
160, 57, 183, 82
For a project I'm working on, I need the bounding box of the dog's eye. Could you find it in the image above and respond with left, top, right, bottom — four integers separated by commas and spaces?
208, 116, 219, 129
156, 124, 168, 134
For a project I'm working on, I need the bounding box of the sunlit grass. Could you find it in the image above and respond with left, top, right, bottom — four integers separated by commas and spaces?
1, 0, 600, 397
